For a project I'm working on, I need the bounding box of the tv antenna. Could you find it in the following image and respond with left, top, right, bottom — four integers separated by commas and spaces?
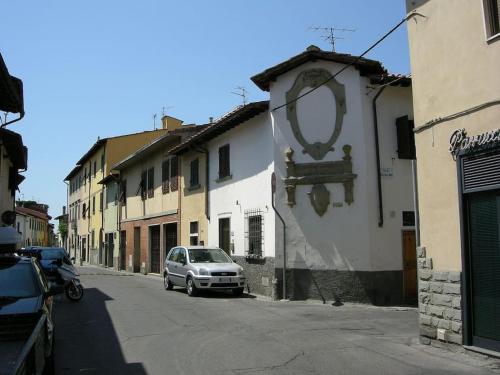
162, 105, 174, 117
309, 26, 356, 51
231, 86, 248, 106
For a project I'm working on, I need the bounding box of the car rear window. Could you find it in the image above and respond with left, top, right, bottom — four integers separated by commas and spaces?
0, 262, 40, 298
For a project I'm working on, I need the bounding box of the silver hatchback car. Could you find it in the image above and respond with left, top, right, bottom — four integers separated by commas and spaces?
163, 246, 246, 296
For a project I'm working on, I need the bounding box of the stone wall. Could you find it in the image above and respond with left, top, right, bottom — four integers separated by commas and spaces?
232, 256, 277, 299
417, 246, 463, 346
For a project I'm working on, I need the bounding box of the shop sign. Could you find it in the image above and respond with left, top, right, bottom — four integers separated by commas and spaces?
449, 128, 500, 159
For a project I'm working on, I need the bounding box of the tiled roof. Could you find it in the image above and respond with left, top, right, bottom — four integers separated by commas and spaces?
251, 45, 386, 91
16, 206, 51, 221
170, 101, 269, 155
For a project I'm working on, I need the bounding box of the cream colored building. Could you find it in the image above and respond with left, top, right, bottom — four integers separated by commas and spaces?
65, 127, 171, 265
407, 0, 500, 353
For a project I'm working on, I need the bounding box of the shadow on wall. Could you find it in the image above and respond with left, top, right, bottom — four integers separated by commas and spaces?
54, 288, 147, 374
278, 251, 403, 306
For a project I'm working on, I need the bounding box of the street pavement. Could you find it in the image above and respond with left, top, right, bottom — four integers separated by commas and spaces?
53, 266, 500, 375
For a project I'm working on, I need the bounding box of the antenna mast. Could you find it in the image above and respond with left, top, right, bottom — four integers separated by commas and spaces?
309, 26, 356, 51
231, 86, 248, 106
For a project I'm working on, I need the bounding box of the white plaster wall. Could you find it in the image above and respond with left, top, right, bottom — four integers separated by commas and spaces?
269, 60, 414, 272
15, 214, 28, 247
207, 113, 275, 258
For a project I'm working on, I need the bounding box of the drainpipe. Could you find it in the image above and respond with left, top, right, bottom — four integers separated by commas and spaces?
271, 172, 287, 300
372, 86, 386, 227
412, 160, 420, 246
0, 111, 24, 128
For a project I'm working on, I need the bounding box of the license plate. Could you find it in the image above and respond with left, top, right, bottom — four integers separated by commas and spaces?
218, 277, 230, 283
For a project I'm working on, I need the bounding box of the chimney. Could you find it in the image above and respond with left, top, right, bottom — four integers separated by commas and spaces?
161, 115, 183, 131
209, 117, 214, 123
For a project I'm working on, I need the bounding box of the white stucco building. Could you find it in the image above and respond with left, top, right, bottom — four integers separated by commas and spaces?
173, 46, 416, 304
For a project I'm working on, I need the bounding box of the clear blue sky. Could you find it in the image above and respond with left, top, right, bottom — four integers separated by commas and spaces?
1, 0, 410, 223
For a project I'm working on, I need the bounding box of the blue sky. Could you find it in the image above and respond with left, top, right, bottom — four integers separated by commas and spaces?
0, 0, 410, 222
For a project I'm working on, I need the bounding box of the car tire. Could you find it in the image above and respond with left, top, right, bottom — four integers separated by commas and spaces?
232, 287, 244, 297
186, 277, 198, 297
164, 274, 174, 290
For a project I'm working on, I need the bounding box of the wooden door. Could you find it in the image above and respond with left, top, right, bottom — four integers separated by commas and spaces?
150, 226, 161, 274
120, 231, 126, 270
402, 230, 417, 304
219, 218, 231, 255
164, 223, 177, 263
133, 227, 141, 273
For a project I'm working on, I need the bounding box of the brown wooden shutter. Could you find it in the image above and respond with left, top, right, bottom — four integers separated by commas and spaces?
162, 159, 170, 194
170, 156, 179, 192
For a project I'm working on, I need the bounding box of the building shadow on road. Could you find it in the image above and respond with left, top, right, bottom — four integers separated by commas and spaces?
53, 288, 147, 375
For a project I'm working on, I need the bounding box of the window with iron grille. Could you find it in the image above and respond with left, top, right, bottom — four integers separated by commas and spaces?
162, 159, 170, 194
245, 209, 264, 258
484, 0, 500, 37
218, 144, 230, 179
140, 170, 147, 200
190, 158, 199, 188
190, 221, 199, 246
99, 191, 103, 211
170, 156, 179, 192
147, 167, 154, 198
402, 211, 415, 227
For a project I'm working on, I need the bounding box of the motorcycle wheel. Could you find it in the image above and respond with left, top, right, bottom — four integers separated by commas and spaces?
65, 283, 84, 302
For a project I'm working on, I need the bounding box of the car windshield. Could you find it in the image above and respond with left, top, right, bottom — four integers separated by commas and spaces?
0, 261, 40, 298
188, 248, 232, 263
40, 248, 67, 260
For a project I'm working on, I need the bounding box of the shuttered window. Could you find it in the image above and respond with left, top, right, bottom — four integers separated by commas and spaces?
140, 171, 147, 200
485, 0, 500, 37
170, 156, 179, 192
218, 144, 230, 178
190, 158, 199, 188
395, 116, 416, 160
119, 179, 127, 205
147, 167, 154, 198
162, 159, 170, 194
462, 152, 500, 193
467, 191, 500, 343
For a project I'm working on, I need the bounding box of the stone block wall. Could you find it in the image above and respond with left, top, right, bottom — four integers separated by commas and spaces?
232, 256, 277, 299
417, 246, 463, 346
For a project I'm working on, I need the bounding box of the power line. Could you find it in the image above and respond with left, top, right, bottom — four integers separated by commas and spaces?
272, 14, 415, 113
309, 26, 355, 52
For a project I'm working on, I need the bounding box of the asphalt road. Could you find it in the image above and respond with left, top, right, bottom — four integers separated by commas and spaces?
53, 266, 499, 375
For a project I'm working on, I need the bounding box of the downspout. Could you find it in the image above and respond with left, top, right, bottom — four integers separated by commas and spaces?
372, 86, 386, 227
0, 111, 24, 128
412, 160, 420, 246
64, 180, 70, 255
271, 172, 286, 300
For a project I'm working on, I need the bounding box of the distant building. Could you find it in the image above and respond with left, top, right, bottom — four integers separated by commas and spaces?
54, 206, 68, 248
15, 204, 52, 247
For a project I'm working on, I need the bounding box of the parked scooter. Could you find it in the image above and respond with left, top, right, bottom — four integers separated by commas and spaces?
51, 257, 84, 301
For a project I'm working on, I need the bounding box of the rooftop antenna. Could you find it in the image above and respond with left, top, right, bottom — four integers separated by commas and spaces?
231, 86, 248, 106
309, 26, 356, 51
162, 105, 174, 117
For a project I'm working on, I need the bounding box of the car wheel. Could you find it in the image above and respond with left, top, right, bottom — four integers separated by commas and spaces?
164, 274, 174, 290
232, 287, 244, 297
186, 277, 198, 297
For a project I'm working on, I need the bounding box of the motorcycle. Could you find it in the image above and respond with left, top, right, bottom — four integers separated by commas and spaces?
50, 258, 84, 302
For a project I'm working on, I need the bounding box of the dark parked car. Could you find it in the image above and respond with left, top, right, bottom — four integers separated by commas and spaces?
20, 246, 72, 275
0, 251, 60, 374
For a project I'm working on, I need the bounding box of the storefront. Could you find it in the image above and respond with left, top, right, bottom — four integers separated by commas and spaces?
451, 128, 500, 352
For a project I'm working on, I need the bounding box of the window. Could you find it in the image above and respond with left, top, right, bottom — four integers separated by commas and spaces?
119, 180, 127, 206
245, 210, 263, 258
82, 203, 86, 218
101, 153, 105, 171
77, 204, 80, 219
484, 0, 500, 38
140, 170, 147, 200
177, 248, 186, 264
395, 116, 416, 160
84, 168, 87, 186
147, 167, 154, 198
92, 196, 96, 215
190, 158, 199, 188
170, 156, 179, 191
162, 159, 170, 194
99, 191, 103, 211
93, 161, 97, 178
402, 211, 415, 227
218, 144, 230, 179
218, 217, 231, 255
190, 221, 199, 246
91, 230, 95, 249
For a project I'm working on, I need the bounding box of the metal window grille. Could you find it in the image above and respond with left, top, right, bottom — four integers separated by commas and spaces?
244, 209, 264, 258
190, 221, 199, 246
